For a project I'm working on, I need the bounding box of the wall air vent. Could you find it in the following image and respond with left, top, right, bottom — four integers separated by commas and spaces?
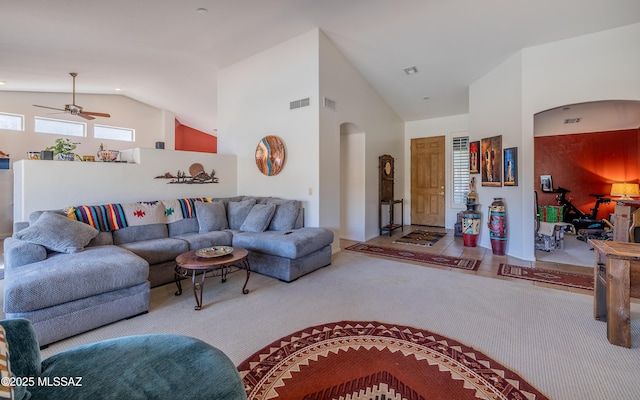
323, 97, 336, 111
290, 97, 310, 110
564, 118, 581, 124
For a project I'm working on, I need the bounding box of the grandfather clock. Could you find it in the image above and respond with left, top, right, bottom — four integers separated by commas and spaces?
379, 154, 403, 235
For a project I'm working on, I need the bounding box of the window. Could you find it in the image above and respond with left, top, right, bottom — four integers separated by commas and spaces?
94, 124, 135, 142
34, 117, 85, 137
452, 136, 470, 205
0, 112, 24, 131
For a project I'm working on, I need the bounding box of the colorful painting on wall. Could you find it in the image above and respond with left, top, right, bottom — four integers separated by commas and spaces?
481, 135, 502, 187
503, 147, 517, 186
469, 141, 480, 174
255, 135, 286, 176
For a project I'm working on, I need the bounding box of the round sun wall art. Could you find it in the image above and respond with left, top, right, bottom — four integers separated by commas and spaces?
255, 135, 285, 176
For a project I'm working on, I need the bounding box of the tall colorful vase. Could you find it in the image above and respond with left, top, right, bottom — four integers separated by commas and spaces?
461, 209, 481, 247
487, 197, 507, 255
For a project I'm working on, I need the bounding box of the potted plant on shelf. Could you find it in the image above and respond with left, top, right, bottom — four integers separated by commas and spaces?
44, 138, 81, 161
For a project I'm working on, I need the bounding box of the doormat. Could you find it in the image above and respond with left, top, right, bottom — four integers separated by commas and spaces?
392, 229, 446, 247
238, 321, 549, 400
345, 243, 480, 271
498, 264, 593, 290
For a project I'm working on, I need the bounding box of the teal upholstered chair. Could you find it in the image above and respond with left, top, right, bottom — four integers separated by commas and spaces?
0, 319, 247, 400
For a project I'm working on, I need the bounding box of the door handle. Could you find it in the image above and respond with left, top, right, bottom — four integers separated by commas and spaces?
438, 191, 445, 195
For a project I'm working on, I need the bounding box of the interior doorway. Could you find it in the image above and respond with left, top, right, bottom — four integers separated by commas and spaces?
533, 100, 640, 266
340, 122, 366, 242
410, 136, 445, 227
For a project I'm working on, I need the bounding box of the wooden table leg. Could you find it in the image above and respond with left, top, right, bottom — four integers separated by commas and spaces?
606, 258, 631, 347
594, 250, 607, 321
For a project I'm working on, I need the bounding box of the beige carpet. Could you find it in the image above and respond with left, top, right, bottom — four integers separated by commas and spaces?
1, 251, 640, 399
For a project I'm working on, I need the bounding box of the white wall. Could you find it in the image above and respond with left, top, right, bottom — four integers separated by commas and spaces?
404, 115, 469, 229
467, 22, 640, 261
340, 130, 365, 241
469, 52, 524, 257
14, 148, 237, 221
217, 30, 321, 226
0, 91, 176, 236
319, 31, 405, 243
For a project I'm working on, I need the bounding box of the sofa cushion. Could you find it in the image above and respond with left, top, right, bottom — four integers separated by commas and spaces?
3, 245, 149, 313
168, 218, 199, 237
240, 204, 276, 233
113, 224, 168, 245
118, 238, 189, 265
227, 199, 257, 230
232, 227, 334, 259
266, 199, 299, 231
196, 201, 229, 232
14, 211, 99, 254
172, 230, 233, 250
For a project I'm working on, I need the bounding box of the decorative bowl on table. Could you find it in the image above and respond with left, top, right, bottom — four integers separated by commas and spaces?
196, 246, 233, 258
97, 150, 120, 162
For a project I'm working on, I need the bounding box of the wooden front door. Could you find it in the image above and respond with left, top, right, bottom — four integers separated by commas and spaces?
411, 136, 445, 227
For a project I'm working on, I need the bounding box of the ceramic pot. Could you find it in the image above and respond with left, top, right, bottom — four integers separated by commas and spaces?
461, 210, 481, 247
488, 197, 507, 255
57, 153, 75, 161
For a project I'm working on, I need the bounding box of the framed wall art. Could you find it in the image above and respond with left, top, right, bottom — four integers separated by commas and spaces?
503, 147, 517, 186
255, 135, 286, 176
540, 175, 553, 192
481, 135, 502, 187
469, 141, 480, 174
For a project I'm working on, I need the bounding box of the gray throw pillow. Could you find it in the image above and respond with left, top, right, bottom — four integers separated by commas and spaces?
15, 211, 99, 253
227, 199, 257, 230
196, 201, 228, 232
239, 204, 277, 233
267, 199, 299, 231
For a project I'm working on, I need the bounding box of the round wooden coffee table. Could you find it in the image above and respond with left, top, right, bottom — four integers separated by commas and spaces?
175, 247, 250, 310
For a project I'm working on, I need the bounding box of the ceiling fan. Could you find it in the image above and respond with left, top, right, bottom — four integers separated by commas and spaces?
33, 72, 111, 120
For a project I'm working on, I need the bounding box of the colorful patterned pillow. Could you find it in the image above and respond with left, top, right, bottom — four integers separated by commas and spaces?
121, 201, 167, 226
68, 204, 128, 231
0, 326, 14, 399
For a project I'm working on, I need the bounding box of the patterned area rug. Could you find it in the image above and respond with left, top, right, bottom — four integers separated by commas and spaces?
238, 321, 549, 400
498, 264, 593, 290
346, 243, 480, 271
393, 229, 447, 247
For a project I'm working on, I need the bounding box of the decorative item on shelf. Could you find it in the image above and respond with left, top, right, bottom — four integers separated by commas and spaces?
255, 135, 285, 176
96, 143, 120, 162
488, 197, 507, 255
462, 177, 480, 247
27, 151, 41, 160
154, 163, 218, 184
82, 155, 95, 162
610, 182, 640, 201
44, 138, 80, 161
0, 150, 9, 170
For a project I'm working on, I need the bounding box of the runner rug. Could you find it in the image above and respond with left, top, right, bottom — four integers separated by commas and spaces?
392, 229, 446, 247
498, 264, 593, 290
238, 321, 549, 400
345, 243, 480, 271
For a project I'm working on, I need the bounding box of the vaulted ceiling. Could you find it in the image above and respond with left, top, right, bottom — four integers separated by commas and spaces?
1, 1, 639, 134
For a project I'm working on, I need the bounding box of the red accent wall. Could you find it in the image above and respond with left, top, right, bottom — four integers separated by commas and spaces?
534, 128, 640, 219
175, 119, 217, 153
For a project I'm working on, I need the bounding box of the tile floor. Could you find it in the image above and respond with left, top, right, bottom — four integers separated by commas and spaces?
340, 225, 595, 297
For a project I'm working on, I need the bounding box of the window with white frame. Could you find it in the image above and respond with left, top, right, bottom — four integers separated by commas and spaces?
94, 124, 135, 142
0, 112, 24, 131
34, 117, 85, 137
452, 136, 470, 205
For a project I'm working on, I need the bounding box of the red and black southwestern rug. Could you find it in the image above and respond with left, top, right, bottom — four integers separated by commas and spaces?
238, 321, 548, 400
498, 264, 593, 290
345, 243, 480, 271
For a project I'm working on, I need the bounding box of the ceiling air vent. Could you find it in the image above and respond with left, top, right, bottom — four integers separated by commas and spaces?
564, 118, 581, 124
290, 97, 310, 110
323, 97, 336, 111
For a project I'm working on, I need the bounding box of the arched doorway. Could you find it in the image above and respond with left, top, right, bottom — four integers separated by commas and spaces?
340, 122, 366, 241
534, 100, 640, 266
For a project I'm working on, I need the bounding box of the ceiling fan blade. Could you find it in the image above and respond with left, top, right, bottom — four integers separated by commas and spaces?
81, 111, 111, 118
33, 104, 67, 112
77, 113, 96, 120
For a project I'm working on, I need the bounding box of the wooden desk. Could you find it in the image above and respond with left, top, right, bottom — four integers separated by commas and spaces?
589, 240, 640, 347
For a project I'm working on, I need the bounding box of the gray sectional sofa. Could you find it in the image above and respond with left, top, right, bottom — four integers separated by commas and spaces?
3, 196, 333, 346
